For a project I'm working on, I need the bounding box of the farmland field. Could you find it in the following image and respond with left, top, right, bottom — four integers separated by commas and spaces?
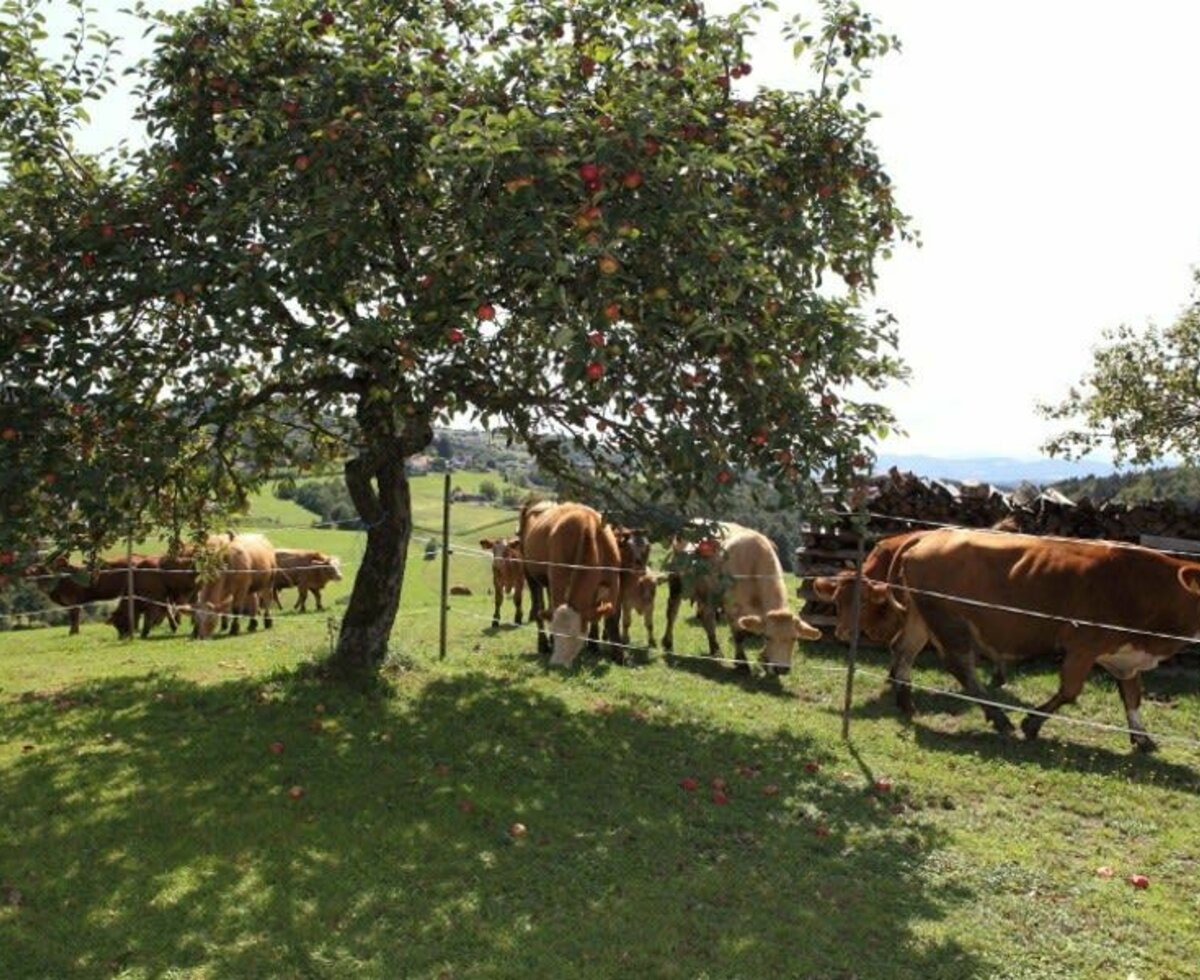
2, 475, 1199, 979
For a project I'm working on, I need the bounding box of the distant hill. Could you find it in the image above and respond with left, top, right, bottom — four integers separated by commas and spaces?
874, 454, 1118, 487
1052, 466, 1200, 505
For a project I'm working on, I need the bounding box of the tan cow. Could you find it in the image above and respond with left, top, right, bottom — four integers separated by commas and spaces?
885, 528, 1200, 751
663, 522, 820, 674
613, 527, 657, 648
189, 533, 277, 639
273, 549, 342, 612
520, 501, 620, 666
480, 536, 524, 628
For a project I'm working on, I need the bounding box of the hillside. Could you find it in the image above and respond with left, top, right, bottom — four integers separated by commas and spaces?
1053, 466, 1200, 505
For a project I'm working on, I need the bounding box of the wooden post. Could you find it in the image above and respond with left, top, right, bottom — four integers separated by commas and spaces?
125, 527, 136, 644
438, 469, 452, 661
840, 509, 867, 740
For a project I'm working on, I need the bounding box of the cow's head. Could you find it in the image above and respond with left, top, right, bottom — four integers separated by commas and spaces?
481, 537, 521, 562
548, 603, 587, 666
190, 597, 232, 639
316, 554, 344, 583
737, 608, 822, 674
812, 573, 901, 644
615, 528, 652, 571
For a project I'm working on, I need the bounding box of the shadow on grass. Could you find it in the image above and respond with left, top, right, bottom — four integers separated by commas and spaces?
0, 669, 985, 979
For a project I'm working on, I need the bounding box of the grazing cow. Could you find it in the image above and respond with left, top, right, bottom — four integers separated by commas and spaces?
663, 523, 821, 674
811, 530, 1009, 691
481, 536, 524, 628
612, 527, 657, 648
29, 558, 139, 634
108, 553, 198, 639
520, 501, 620, 666
272, 549, 342, 612
885, 527, 1200, 751
189, 533, 277, 639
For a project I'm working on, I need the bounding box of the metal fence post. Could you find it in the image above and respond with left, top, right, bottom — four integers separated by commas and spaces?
840, 507, 867, 740
125, 527, 136, 644
438, 470, 452, 660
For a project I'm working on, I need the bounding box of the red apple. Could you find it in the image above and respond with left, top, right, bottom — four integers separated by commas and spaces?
269, 741, 285, 755
583, 205, 602, 221
579, 55, 596, 77
319, 9, 335, 26
598, 255, 619, 275
714, 74, 730, 90
750, 430, 768, 446
295, 155, 311, 171
696, 538, 718, 559
874, 777, 893, 794
603, 302, 621, 321
711, 791, 730, 805
100, 224, 115, 239
738, 62, 752, 76
585, 361, 605, 381
81, 252, 96, 269
578, 162, 601, 183
817, 184, 834, 198
1128, 874, 1150, 889
476, 303, 495, 321
679, 777, 699, 792
804, 761, 820, 774
631, 402, 646, 417
0, 552, 14, 566
716, 470, 733, 486
282, 99, 300, 116
622, 170, 644, 190
287, 785, 305, 800
447, 328, 465, 344
643, 137, 661, 156
418, 274, 434, 289
588, 331, 605, 348
1, 428, 17, 441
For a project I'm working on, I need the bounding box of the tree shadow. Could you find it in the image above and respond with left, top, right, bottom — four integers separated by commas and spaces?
0, 669, 987, 978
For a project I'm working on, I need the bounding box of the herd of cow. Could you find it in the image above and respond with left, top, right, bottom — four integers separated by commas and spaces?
488, 501, 1200, 753
26, 533, 343, 639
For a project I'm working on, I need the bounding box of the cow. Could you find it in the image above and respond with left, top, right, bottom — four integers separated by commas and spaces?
811, 530, 1009, 692
884, 527, 1200, 752
28, 558, 139, 634
107, 553, 198, 639
480, 536, 524, 628
519, 500, 620, 666
662, 522, 821, 675
187, 533, 277, 639
612, 527, 657, 648
272, 549, 342, 612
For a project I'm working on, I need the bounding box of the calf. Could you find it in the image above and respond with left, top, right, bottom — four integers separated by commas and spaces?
481, 536, 524, 628
520, 501, 620, 666
613, 527, 656, 648
273, 549, 342, 612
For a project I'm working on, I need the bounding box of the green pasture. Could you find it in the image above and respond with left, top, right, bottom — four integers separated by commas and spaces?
2, 475, 1200, 979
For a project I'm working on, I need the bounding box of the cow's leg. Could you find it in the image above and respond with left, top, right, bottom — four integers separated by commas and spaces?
1021, 647, 1094, 742
604, 613, 624, 664
293, 591, 304, 612
262, 591, 273, 630
513, 582, 524, 625
989, 660, 1008, 688
699, 601, 722, 659
942, 645, 1015, 736
662, 574, 682, 653
491, 577, 503, 628
732, 627, 750, 673
527, 577, 550, 655
68, 607, 81, 635
313, 588, 323, 612
621, 600, 633, 646
1115, 673, 1156, 753
644, 603, 656, 649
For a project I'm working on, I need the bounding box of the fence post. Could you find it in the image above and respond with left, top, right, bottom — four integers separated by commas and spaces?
125, 527, 136, 644
840, 507, 867, 740
438, 469, 452, 661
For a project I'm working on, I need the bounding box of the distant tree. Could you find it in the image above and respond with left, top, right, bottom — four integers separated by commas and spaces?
478, 479, 499, 501
5, 0, 911, 682
433, 434, 454, 460
1043, 274, 1200, 466
499, 486, 524, 508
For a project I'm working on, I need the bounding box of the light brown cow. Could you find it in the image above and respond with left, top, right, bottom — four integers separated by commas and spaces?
273, 549, 342, 612
885, 527, 1200, 751
520, 501, 620, 666
613, 527, 656, 648
663, 522, 820, 674
189, 533, 277, 639
481, 536, 524, 628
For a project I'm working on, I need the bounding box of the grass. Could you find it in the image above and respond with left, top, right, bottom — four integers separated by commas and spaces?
2, 476, 1200, 978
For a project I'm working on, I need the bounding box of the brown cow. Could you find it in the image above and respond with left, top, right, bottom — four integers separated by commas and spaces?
886, 527, 1200, 751
188, 534, 276, 639
29, 558, 139, 634
613, 527, 656, 648
520, 501, 620, 666
663, 522, 821, 674
272, 549, 342, 612
481, 536, 524, 628
811, 530, 1009, 694
108, 553, 198, 638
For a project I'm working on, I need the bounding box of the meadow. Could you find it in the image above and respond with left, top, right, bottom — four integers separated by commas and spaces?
2, 475, 1199, 979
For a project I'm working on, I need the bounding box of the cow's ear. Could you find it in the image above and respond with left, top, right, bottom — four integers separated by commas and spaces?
794, 615, 823, 641
738, 615, 764, 634
480, 539, 494, 549
1179, 565, 1200, 596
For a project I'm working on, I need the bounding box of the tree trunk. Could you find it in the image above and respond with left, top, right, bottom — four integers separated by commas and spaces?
327, 448, 413, 682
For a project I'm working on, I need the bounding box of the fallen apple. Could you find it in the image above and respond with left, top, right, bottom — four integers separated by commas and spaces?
509, 822, 527, 838
804, 761, 820, 774
1128, 874, 1150, 889
874, 778, 893, 794
679, 777, 699, 792
268, 741, 285, 755
711, 791, 730, 805
711, 777, 727, 791
288, 785, 305, 800
1096, 866, 1115, 879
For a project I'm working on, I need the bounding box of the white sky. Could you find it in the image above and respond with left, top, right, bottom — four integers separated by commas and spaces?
54, 0, 1200, 460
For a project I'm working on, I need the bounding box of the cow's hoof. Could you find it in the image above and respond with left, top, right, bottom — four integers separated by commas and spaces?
1019, 715, 1042, 742
491, 618, 500, 629
662, 637, 674, 653
895, 690, 916, 717
648, 639, 657, 650
989, 670, 1008, 689
514, 614, 523, 626
1132, 734, 1158, 754
733, 660, 750, 675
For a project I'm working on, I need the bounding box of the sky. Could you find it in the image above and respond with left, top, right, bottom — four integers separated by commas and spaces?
48, 0, 1200, 461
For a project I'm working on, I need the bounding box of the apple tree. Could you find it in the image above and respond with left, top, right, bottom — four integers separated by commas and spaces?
7, 0, 911, 680
1042, 273, 1200, 466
